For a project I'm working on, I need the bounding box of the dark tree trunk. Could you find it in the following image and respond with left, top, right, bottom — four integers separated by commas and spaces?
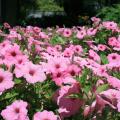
0, 0, 19, 25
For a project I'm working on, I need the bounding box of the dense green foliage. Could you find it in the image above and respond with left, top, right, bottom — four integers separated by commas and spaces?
97, 3, 120, 24
36, 0, 63, 11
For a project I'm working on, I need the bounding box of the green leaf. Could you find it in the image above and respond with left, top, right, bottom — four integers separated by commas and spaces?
14, 78, 22, 84
50, 36, 65, 45
0, 92, 19, 101
100, 53, 109, 64
97, 84, 109, 93
67, 93, 82, 99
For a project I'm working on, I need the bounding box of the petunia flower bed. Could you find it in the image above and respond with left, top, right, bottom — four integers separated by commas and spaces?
0, 17, 120, 120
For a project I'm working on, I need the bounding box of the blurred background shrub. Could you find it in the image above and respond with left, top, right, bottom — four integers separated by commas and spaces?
97, 2, 120, 24
1, 0, 120, 27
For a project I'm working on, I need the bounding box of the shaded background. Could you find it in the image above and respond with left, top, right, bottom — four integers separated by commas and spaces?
0, 0, 120, 27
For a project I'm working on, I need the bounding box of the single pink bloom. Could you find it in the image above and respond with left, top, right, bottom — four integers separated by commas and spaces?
5, 44, 23, 64
74, 45, 83, 54
87, 28, 97, 36
54, 45, 62, 51
76, 30, 86, 39
91, 17, 101, 25
46, 56, 69, 74
0, 69, 14, 93
107, 53, 120, 63
63, 48, 74, 57
107, 76, 120, 89
89, 50, 101, 62
3, 22, 11, 29
33, 110, 58, 120
22, 62, 46, 84
39, 32, 49, 39
67, 64, 81, 77
98, 44, 107, 51
54, 83, 83, 117
1, 100, 29, 120
63, 28, 72, 37
108, 37, 118, 47
103, 21, 118, 30
33, 26, 41, 33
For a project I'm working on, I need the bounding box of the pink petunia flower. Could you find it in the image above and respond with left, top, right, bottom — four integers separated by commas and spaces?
4, 44, 23, 63
22, 62, 46, 84
0, 69, 14, 93
54, 83, 83, 117
76, 30, 86, 40
97, 44, 107, 51
33, 110, 58, 120
89, 49, 101, 62
103, 21, 118, 30
87, 28, 97, 36
107, 76, 120, 90
108, 37, 118, 47
74, 45, 83, 54
63, 28, 72, 37
1, 100, 29, 120
107, 53, 120, 63
67, 64, 81, 77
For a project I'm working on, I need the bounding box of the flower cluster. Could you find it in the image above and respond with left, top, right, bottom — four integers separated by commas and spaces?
0, 18, 120, 120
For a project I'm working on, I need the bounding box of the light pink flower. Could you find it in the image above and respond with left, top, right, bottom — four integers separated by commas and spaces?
108, 37, 118, 47
89, 50, 101, 62
22, 62, 46, 84
107, 76, 120, 89
1, 100, 29, 120
54, 45, 62, 51
63, 48, 74, 57
93, 66, 108, 77
67, 64, 81, 77
33, 26, 41, 33
33, 110, 57, 120
107, 53, 120, 63
87, 28, 97, 36
103, 21, 118, 30
0, 40, 12, 55
46, 56, 69, 74
91, 17, 101, 25
76, 30, 86, 39
39, 32, 49, 39
54, 83, 83, 117
4, 22, 11, 29
5, 44, 23, 64
74, 45, 83, 54
52, 71, 67, 86
0, 69, 14, 93
98, 44, 107, 51
63, 28, 72, 37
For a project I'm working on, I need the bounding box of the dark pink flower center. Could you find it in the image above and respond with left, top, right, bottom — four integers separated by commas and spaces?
76, 48, 79, 51
66, 31, 69, 34
109, 24, 113, 26
18, 59, 23, 64
55, 64, 60, 69
56, 72, 62, 78
15, 108, 20, 113
112, 56, 116, 60
0, 76, 4, 83
29, 70, 35, 76
11, 51, 17, 57
70, 70, 76, 76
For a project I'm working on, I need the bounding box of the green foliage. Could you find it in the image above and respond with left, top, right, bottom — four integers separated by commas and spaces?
97, 4, 120, 24
50, 35, 66, 45
36, 0, 63, 11
100, 53, 109, 64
